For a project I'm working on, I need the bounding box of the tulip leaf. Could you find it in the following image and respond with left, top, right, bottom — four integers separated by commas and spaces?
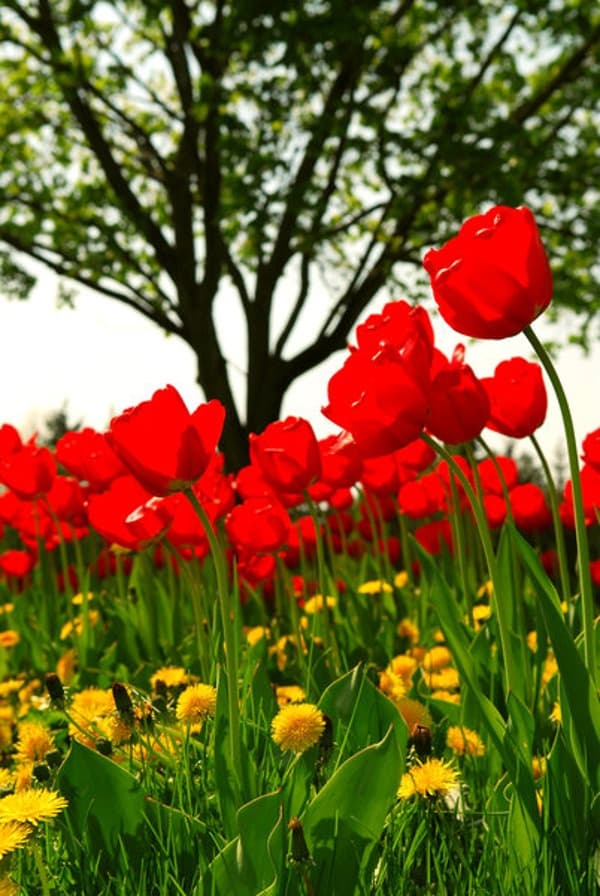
510, 525, 600, 793
57, 740, 209, 887
300, 726, 402, 894
202, 790, 285, 896
319, 664, 408, 764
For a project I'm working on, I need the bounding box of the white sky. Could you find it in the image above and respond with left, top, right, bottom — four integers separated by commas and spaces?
0, 263, 597, 470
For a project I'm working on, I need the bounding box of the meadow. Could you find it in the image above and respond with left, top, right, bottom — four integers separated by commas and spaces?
0, 205, 597, 895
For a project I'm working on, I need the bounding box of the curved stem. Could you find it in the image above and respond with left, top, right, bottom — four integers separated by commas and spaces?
524, 325, 595, 683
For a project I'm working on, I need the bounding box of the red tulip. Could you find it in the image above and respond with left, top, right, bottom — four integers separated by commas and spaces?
581, 428, 600, 472
225, 497, 291, 554
317, 432, 362, 489
0, 443, 56, 499
398, 471, 447, 520
423, 205, 552, 339
56, 428, 126, 491
0, 424, 22, 461
322, 344, 430, 458
509, 483, 551, 532
482, 494, 507, 529
0, 549, 35, 579
107, 386, 225, 497
87, 475, 157, 549
249, 416, 321, 495
414, 519, 453, 555
477, 456, 519, 495
427, 345, 490, 444
323, 300, 434, 458
482, 357, 547, 439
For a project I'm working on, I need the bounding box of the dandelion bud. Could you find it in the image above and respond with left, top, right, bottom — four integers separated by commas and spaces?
112, 682, 134, 719
96, 737, 112, 756
410, 724, 432, 759
45, 749, 62, 768
33, 762, 51, 783
45, 673, 65, 706
288, 816, 310, 865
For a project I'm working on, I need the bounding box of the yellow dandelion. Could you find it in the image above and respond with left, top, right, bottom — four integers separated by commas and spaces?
526, 630, 538, 652
72, 591, 94, 606
430, 689, 460, 704
244, 626, 271, 646
0, 876, 19, 896
388, 654, 418, 687
0, 680, 24, 699
275, 685, 306, 706
477, 580, 493, 599
150, 666, 189, 690
303, 594, 337, 614
394, 571, 409, 589
13, 763, 33, 793
69, 688, 115, 745
541, 653, 558, 690
0, 632, 19, 649
433, 629, 446, 644
15, 722, 54, 764
0, 821, 32, 859
271, 703, 326, 754
0, 790, 68, 826
396, 618, 420, 645
425, 667, 460, 691
357, 580, 393, 595
0, 770, 13, 793
471, 604, 492, 629
176, 683, 217, 725
532, 756, 547, 780
422, 646, 452, 671
550, 701, 562, 724
56, 649, 77, 685
60, 609, 100, 641
446, 725, 485, 758
379, 670, 406, 704
0, 604, 14, 616
398, 758, 459, 800
396, 697, 431, 732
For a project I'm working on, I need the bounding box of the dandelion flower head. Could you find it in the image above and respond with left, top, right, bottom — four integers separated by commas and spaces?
176, 683, 217, 725
271, 702, 326, 754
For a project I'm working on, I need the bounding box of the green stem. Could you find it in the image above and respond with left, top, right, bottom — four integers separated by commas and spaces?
529, 432, 572, 604
185, 489, 244, 797
422, 434, 516, 696
32, 841, 52, 896
524, 325, 596, 683
306, 496, 342, 675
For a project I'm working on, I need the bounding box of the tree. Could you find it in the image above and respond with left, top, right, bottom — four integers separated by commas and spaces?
0, 1, 598, 468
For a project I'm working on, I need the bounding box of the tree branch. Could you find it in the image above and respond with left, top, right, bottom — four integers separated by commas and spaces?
31, 0, 177, 279
511, 24, 600, 126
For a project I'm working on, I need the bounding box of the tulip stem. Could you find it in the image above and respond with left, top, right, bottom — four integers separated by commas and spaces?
185, 489, 244, 800
524, 325, 596, 683
421, 434, 515, 697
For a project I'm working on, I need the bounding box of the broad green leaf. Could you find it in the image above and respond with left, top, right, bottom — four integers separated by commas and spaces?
319, 665, 408, 764
57, 740, 208, 887
301, 727, 402, 895
511, 526, 600, 793
202, 790, 285, 896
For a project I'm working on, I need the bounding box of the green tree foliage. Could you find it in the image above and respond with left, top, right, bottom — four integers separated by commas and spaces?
0, 1, 598, 466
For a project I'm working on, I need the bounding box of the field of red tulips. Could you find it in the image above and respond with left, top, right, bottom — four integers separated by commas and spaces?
0, 205, 597, 895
